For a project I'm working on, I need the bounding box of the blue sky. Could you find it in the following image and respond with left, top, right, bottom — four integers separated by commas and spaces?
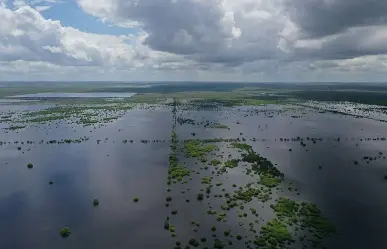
41, 0, 137, 36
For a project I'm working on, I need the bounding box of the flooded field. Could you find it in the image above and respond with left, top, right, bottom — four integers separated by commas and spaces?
8, 92, 137, 98
1, 81, 387, 249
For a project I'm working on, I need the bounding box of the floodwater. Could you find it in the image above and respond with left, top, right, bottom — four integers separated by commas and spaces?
176, 105, 387, 249
1, 103, 387, 249
0, 99, 39, 103
7, 92, 137, 98
0, 107, 174, 249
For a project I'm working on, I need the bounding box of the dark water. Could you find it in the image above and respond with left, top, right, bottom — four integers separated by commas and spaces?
0, 108, 175, 249
1, 104, 387, 249
176, 105, 387, 249
8, 92, 137, 98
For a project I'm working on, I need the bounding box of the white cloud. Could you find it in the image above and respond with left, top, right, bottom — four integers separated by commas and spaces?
0, 4, 185, 69
1, 0, 387, 81
35, 5, 51, 12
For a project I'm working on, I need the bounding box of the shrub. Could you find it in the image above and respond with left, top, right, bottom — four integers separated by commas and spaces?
60, 227, 71, 238
93, 198, 100, 206
164, 220, 170, 230
188, 238, 199, 247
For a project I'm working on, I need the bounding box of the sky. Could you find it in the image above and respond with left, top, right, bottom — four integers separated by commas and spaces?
0, 0, 387, 82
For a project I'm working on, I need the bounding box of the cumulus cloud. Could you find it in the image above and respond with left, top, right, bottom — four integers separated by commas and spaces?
77, 0, 243, 57
75, 0, 387, 68
284, 0, 387, 39
0, 4, 187, 70
75, 0, 293, 67
2, 0, 387, 80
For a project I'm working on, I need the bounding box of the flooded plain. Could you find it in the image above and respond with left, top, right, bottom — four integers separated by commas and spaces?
7, 92, 137, 98
1, 102, 387, 249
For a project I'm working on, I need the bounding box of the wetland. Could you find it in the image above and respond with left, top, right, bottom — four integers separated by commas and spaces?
1, 81, 387, 249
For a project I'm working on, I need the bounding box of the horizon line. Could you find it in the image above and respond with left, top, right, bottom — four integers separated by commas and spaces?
1, 80, 387, 84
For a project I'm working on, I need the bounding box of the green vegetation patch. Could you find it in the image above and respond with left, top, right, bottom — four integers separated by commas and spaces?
254, 219, 292, 247
21, 104, 133, 126
272, 197, 336, 243
201, 176, 212, 184
260, 175, 281, 188
188, 238, 199, 247
6, 125, 26, 130
92, 198, 100, 206
272, 197, 299, 218
168, 163, 190, 182
224, 159, 239, 168
299, 203, 336, 235
208, 123, 229, 129
184, 140, 216, 159
233, 187, 261, 202
231, 142, 253, 153
247, 152, 284, 188
216, 212, 227, 222
60, 227, 71, 238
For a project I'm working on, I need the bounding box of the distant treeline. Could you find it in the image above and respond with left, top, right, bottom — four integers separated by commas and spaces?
288, 90, 387, 106
89, 82, 387, 94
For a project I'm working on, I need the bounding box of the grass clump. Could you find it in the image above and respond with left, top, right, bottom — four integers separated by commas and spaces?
201, 176, 212, 184
164, 218, 170, 230
92, 198, 100, 206
209, 123, 229, 129
216, 213, 227, 222
207, 209, 217, 215
188, 238, 199, 247
27, 163, 33, 169
211, 159, 221, 166
196, 193, 204, 201
133, 197, 139, 202
60, 227, 71, 238
169, 225, 176, 233
231, 142, 253, 153
224, 159, 239, 168
6, 125, 26, 131
213, 239, 225, 249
